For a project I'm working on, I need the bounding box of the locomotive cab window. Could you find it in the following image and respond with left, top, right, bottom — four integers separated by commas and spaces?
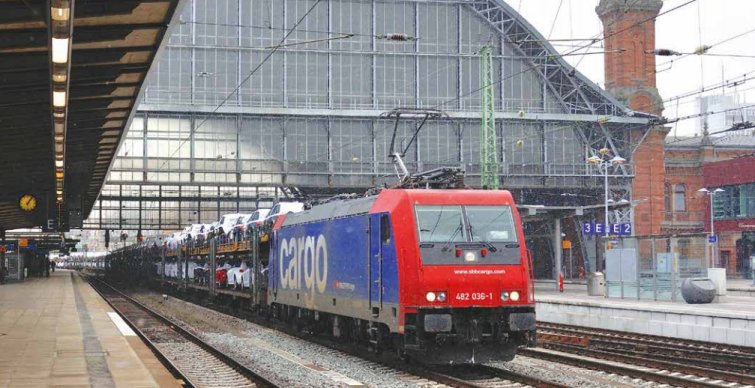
380, 214, 391, 243
415, 206, 465, 243
414, 205, 520, 265
466, 206, 518, 243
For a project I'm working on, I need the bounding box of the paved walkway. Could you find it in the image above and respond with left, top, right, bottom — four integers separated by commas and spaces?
0, 270, 180, 387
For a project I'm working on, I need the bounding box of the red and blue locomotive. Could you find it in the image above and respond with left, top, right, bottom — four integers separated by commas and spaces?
268, 189, 536, 364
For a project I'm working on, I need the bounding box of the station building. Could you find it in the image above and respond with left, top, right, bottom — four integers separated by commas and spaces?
597, 0, 755, 279
658, 133, 755, 278
704, 153, 755, 276
78, 0, 655, 281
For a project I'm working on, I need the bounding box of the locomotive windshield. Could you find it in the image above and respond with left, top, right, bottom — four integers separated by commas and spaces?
415, 205, 520, 265
416, 206, 466, 242
415, 205, 517, 243
466, 206, 518, 243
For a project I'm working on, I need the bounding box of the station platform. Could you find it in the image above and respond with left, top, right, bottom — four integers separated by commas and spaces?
728, 279, 755, 297
0, 270, 181, 387
535, 282, 755, 348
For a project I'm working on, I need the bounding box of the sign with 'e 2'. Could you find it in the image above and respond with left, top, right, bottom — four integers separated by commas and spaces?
582, 222, 631, 236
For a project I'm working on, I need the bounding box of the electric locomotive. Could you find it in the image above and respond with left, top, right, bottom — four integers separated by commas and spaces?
268, 188, 535, 364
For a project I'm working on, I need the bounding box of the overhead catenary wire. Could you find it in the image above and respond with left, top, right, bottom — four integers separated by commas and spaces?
656, 25, 755, 72
426, 0, 697, 112
660, 102, 755, 125
547, 0, 564, 39
629, 69, 755, 113
254, 0, 699, 166
156, 0, 324, 170
151, 0, 696, 174
183, 0, 694, 117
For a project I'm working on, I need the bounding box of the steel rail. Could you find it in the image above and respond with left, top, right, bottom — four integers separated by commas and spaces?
85, 275, 278, 388
521, 347, 743, 388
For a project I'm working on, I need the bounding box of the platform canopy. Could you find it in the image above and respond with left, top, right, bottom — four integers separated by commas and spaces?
0, 0, 182, 231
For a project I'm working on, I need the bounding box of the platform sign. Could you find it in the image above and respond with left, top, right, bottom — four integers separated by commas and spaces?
43, 218, 57, 232
610, 223, 632, 236
708, 235, 718, 244
582, 223, 631, 236
18, 239, 28, 248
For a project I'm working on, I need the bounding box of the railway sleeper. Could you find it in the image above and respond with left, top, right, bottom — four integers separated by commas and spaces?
542, 342, 755, 386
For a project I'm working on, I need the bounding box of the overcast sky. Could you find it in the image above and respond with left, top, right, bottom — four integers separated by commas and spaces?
504, 0, 755, 136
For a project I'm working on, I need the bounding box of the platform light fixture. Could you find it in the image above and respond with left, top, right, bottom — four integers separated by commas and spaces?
53, 91, 66, 107
698, 187, 725, 267
610, 155, 626, 165
52, 71, 67, 83
49, 1, 74, 207
51, 38, 70, 64
51, 6, 70, 21
586, 151, 627, 282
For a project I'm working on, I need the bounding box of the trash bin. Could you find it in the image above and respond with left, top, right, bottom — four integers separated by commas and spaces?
587, 272, 605, 296
707, 268, 727, 296
681, 278, 716, 304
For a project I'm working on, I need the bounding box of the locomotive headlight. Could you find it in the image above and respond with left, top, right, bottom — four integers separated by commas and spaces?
437, 292, 447, 302
510, 291, 520, 301
500, 291, 510, 301
426, 292, 436, 302
464, 251, 476, 262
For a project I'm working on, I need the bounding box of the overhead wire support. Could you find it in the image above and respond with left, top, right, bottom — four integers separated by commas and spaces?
480, 45, 499, 190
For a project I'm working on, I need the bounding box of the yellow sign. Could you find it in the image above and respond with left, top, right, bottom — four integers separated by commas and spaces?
19, 239, 28, 248
562, 240, 572, 249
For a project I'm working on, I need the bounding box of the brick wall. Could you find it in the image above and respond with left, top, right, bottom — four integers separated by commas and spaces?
632, 128, 667, 236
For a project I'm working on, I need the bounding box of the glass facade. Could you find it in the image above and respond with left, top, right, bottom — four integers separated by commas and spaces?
85, 0, 636, 230
713, 183, 755, 220
146, 0, 564, 112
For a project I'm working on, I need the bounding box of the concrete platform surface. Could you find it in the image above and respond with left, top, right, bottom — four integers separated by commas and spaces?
535, 283, 755, 348
0, 270, 181, 387
727, 279, 755, 296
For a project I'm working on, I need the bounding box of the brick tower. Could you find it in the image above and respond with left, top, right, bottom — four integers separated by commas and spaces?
596, 0, 666, 236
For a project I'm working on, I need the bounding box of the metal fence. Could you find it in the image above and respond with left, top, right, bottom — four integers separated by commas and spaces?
602, 234, 710, 301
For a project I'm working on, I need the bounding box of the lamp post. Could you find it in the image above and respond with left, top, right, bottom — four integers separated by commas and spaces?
697, 187, 724, 268
587, 151, 626, 271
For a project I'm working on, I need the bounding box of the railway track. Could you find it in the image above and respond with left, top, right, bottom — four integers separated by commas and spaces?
532, 322, 755, 388
85, 276, 277, 388
105, 276, 729, 388
142, 280, 572, 388
432, 364, 571, 388
539, 322, 755, 364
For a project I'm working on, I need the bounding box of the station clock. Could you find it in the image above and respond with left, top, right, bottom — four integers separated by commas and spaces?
19, 194, 37, 212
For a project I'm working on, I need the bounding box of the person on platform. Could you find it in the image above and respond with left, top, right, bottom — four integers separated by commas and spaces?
50, 260, 56, 273
44, 256, 50, 278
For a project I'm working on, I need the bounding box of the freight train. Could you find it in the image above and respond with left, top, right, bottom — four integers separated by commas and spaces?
110, 188, 536, 365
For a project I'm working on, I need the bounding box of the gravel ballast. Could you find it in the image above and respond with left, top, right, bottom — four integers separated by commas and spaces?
131, 290, 659, 387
